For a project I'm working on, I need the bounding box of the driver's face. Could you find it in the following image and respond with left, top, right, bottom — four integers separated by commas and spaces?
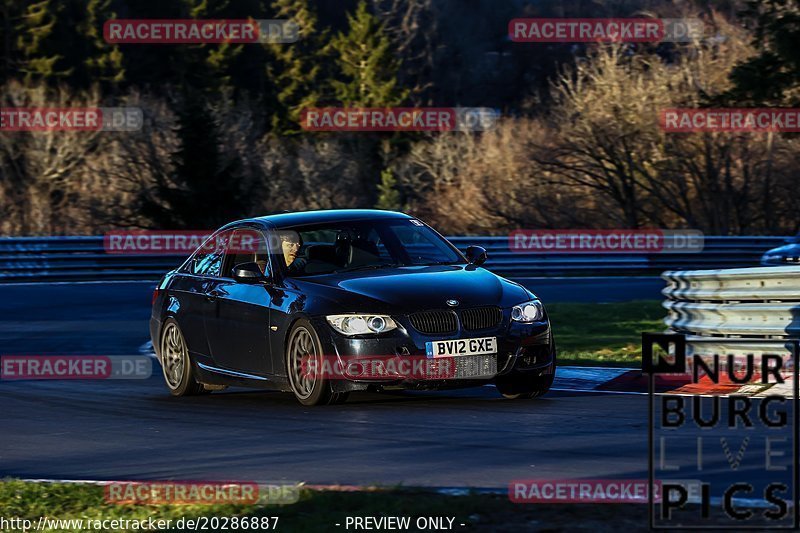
281, 236, 301, 266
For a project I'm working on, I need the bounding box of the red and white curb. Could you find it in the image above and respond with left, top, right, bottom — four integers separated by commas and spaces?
552, 366, 793, 396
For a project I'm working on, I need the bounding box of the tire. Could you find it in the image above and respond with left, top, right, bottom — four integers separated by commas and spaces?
496, 338, 557, 400
286, 319, 349, 406
159, 318, 206, 397
496, 372, 555, 399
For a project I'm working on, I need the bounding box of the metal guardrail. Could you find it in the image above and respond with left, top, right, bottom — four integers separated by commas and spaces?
662, 265, 800, 356
0, 235, 788, 283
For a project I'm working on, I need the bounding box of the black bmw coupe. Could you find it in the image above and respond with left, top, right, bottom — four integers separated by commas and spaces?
150, 210, 556, 405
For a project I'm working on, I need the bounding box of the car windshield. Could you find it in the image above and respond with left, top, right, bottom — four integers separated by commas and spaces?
280, 218, 465, 277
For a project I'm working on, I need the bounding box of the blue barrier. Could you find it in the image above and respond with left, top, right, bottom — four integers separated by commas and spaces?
0, 235, 788, 282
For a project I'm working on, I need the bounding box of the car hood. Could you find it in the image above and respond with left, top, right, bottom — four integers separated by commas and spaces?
764, 243, 800, 257
294, 265, 532, 314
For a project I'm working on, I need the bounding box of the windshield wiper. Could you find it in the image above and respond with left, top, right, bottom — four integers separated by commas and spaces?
335, 263, 401, 273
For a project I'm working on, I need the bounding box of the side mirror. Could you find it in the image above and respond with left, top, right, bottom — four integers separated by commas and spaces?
465, 245, 488, 266
232, 262, 268, 283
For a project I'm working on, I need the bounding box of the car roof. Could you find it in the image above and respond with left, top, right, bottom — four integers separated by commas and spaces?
227, 209, 413, 230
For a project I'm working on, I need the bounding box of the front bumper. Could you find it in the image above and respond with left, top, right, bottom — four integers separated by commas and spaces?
762, 255, 800, 265
310, 310, 554, 392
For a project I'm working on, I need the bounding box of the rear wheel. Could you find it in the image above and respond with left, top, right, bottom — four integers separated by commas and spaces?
160, 319, 206, 396
286, 319, 349, 406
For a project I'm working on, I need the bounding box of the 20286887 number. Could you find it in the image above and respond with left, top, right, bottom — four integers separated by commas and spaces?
190, 516, 279, 530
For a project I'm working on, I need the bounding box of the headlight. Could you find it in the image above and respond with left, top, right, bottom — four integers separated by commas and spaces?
326, 314, 398, 335
511, 300, 544, 322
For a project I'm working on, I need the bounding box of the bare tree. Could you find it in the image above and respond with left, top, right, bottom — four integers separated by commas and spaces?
370, 0, 437, 103
393, 122, 596, 234
90, 92, 179, 229
528, 13, 797, 234
256, 134, 375, 213
0, 81, 104, 234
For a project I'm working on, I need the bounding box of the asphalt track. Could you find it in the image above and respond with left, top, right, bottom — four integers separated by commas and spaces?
0, 277, 664, 355
0, 280, 789, 500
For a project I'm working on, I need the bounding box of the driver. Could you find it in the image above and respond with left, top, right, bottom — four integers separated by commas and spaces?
279, 231, 306, 273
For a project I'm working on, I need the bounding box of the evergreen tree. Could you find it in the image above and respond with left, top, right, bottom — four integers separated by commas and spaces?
330, 0, 408, 107
15, 0, 69, 82
10, 0, 125, 89
79, 0, 124, 87
375, 168, 402, 211
142, 92, 245, 229
0, 0, 22, 83
724, 0, 800, 106
266, 0, 328, 134
119, 0, 264, 97
185, 0, 245, 95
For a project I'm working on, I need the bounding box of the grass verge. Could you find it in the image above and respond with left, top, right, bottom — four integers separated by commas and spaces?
546, 300, 665, 367
1, 480, 763, 532
0, 480, 656, 532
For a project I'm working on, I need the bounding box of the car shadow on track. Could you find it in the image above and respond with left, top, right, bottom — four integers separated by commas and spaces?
178, 385, 566, 408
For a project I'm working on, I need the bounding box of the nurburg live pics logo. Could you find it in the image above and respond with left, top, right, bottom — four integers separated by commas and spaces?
643, 333, 799, 529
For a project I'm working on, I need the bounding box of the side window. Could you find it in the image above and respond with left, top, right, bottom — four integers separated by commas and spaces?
225, 228, 270, 277
189, 231, 230, 277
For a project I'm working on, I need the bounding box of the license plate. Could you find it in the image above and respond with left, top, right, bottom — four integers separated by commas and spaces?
425, 337, 497, 358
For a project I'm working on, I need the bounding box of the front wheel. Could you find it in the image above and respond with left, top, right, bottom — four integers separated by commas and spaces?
496, 372, 555, 399
496, 339, 556, 399
286, 319, 349, 406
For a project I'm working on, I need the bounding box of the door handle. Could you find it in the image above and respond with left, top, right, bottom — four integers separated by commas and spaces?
205, 290, 221, 302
